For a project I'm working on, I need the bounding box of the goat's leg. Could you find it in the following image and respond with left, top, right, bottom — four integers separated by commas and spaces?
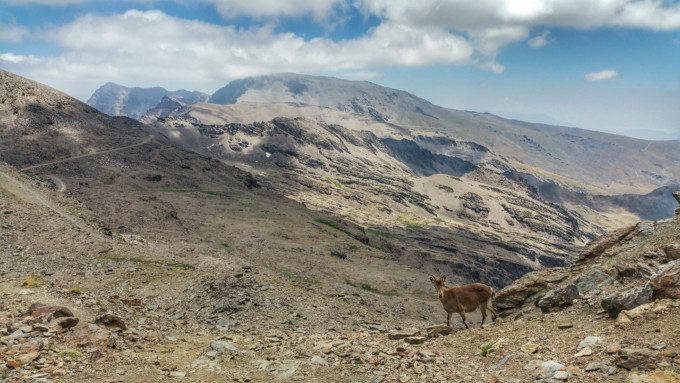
487, 304, 498, 321
480, 306, 487, 328
446, 312, 451, 327
459, 312, 469, 329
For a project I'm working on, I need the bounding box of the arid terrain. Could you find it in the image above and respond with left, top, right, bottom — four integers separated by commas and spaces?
2, 69, 680, 382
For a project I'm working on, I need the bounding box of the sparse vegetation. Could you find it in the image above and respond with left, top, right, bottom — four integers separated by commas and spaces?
22, 275, 42, 288
105, 255, 196, 270
398, 215, 428, 227
220, 242, 230, 248
366, 229, 397, 238
314, 218, 353, 236
326, 177, 352, 192
71, 288, 83, 294
433, 217, 446, 224
162, 189, 232, 198
345, 280, 399, 296
58, 350, 82, 358
481, 341, 495, 357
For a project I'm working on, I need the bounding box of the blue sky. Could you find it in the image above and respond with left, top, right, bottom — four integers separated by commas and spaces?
1, 0, 679, 140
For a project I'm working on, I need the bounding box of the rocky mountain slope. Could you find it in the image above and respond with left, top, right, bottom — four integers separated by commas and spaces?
204, 73, 680, 196
2, 70, 680, 383
86, 82, 208, 119
2, 165, 679, 382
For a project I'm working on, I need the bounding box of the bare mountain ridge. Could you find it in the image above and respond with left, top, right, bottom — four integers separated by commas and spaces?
206, 73, 680, 196
87, 82, 209, 119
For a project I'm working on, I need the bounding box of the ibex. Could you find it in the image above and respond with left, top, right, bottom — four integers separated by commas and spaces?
429, 275, 498, 329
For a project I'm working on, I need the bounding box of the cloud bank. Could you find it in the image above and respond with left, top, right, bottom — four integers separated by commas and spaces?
1, 0, 679, 98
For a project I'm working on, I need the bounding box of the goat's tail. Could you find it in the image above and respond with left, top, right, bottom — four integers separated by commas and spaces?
490, 287, 495, 299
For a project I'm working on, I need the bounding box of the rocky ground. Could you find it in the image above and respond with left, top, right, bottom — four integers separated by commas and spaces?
2, 164, 680, 382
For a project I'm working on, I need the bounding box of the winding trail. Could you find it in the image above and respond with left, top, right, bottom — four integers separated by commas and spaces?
21, 135, 153, 171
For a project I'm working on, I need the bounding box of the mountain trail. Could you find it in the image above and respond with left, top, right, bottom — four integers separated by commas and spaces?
20, 135, 153, 171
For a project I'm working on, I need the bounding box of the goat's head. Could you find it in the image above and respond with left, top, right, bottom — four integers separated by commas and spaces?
429, 275, 447, 299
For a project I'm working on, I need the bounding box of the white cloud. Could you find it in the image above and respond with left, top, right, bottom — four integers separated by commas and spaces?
528, 30, 550, 48
0, 23, 28, 43
205, 0, 346, 21
0, 10, 472, 99
584, 69, 620, 81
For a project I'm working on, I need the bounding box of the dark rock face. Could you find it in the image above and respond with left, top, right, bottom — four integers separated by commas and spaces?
536, 284, 579, 312
600, 286, 653, 318
574, 269, 614, 294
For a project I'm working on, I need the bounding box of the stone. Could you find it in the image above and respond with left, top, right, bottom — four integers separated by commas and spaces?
578, 225, 636, 261
574, 346, 593, 357
169, 371, 186, 378
605, 343, 622, 354
520, 343, 539, 354
55, 316, 79, 329
310, 356, 328, 367
95, 314, 127, 331
637, 262, 656, 279
585, 361, 610, 372
426, 324, 454, 337
557, 322, 574, 329
663, 244, 680, 261
673, 191, 680, 204
626, 370, 680, 383
611, 262, 637, 279
574, 269, 615, 294
553, 370, 569, 380
388, 328, 420, 340
577, 336, 603, 351
494, 268, 569, 313
650, 263, 680, 300
6, 360, 22, 369
536, 284, 579, 312
534, 361, 565, 380
601, 286, 653, 318
28, 303, 74, 318
18, 351, 40, 366
210, 340, 240, 355
615, 348, 660, 371
404, 336, 426, 344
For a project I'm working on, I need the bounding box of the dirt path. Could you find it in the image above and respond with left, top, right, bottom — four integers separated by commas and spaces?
0, 168, 99, 237
21, 135, 153, 171
47, 175, 66, 192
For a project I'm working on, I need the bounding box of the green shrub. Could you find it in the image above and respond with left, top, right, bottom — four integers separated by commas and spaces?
481, 341, 495, 357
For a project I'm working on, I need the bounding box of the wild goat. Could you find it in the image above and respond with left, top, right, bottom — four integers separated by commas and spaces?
429, 275, 498, 329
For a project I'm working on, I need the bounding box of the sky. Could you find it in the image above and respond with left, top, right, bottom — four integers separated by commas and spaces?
1, 0, 679, 140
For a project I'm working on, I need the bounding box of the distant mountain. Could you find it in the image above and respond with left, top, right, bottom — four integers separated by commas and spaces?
87, 82, 208, 119
207, 73, 680, 196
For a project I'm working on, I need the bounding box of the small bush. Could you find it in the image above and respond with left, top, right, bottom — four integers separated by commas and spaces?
220, 242, 230, 248
58, 350, 82, 358
481, 341, 495, 357
71, 288, 82, 295
22, 276, 42, 288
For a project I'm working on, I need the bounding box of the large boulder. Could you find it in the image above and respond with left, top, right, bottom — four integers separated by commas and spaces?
650, 263, 680, 300
578, 225, 635, 261
494, 268, 569, 315
601, 286, 653, 319
574, 269, 614, 294
536, 284, 580, 312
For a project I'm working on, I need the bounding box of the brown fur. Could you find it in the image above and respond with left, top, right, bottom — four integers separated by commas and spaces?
429, 275, 498, 329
